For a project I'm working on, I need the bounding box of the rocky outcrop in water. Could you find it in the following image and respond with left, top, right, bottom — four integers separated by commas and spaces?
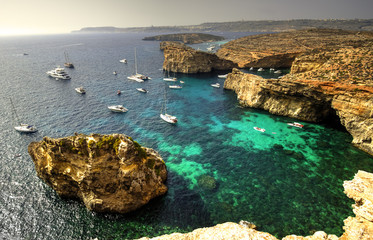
28, 133, 167, 213
224, 38, 373, 155
161, 41, 237, 73
216, 29, 373, 68
143, 33, 224, 44
138, 171, 373, 240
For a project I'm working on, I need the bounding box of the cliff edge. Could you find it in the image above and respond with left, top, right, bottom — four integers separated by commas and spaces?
28, 133, 168, 213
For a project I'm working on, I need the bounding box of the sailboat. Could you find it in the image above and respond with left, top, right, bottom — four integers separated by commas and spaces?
127, 48, 151, 82
9, 98, 38, 133
160, 87, 177, 124
64, 51, 74, 68
163, 63, 177, 82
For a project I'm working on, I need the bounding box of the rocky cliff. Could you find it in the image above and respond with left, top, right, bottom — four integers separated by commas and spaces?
143, 33, 224, 44
216, 29, 373, 68
160, 41, 237, 73
224, 39, 373, 155
28, 133, 167, 213
138, 171, 373, 240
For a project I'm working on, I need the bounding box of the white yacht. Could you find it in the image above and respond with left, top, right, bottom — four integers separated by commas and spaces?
108, 105, 128, 113
127, 48, 151, 82
9, 98, 38, 133
46, 67, 71, 80
163, 77, 178, 82
75, 87, 86, 94
14, 124, 38, 133
211, 83, 220, 88
169, 85, 182, 89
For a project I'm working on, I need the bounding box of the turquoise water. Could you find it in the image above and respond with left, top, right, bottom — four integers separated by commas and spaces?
0, 33, 372, 239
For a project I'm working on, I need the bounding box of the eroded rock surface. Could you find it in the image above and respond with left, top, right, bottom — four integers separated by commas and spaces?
28, 133, 167, 213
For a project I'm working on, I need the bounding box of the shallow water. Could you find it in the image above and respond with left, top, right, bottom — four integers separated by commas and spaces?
0, 33, 372, 239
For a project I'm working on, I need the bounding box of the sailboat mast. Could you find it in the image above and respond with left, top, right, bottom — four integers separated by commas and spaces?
134, 48, 138, 74
9, 97, 21, 125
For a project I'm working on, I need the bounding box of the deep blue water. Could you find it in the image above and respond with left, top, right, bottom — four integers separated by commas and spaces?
0, 32, 372, 240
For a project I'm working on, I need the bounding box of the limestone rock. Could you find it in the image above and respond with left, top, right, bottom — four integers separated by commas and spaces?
161, 41, 237, 73
340, 171, 373, 239
216, 29, 373, 68
28, 133, 168, 213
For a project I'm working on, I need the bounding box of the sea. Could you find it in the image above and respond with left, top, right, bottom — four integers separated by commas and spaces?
0, 32, 372, 240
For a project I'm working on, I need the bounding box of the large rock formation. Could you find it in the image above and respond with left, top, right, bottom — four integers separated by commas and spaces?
161, 41, 237, 73
224, 39, 373, 155
341, 170, 373, 240
28, 133, 168, 213
143, 33, 224, 44
216, 29, 373, 68
138, 171, 373, 240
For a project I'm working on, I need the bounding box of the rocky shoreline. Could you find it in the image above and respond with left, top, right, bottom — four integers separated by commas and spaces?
137, 171, 373, 240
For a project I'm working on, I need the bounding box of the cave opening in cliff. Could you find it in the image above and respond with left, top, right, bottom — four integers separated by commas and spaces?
323, 108, 347, 132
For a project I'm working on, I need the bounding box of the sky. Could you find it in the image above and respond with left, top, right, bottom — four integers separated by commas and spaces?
0, 0, 372, 35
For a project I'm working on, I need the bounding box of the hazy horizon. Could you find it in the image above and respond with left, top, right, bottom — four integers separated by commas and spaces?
1, 0, 373, 36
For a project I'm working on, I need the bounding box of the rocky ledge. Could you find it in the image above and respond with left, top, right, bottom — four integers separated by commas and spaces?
138, 171, 373, 240
143, 33, 224, 44
160, 41, 237, 73
217, 29, 373, 68
28, 133, 167, 213
224, 37, 373, 155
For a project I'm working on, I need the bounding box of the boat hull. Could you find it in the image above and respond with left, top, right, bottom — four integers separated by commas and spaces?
160, 114, 177, 124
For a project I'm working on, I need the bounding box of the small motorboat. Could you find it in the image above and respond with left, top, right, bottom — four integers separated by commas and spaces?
119, 59, 127, 63
117, 90, 121, 95
169, 85, 182, 89
287, 122, 304, 128
249, 67, 254, 71
211, 83, 220, 88
108, 105, 128, 113
270, 68, 275, 71
253, 127, 265, 132
274, 70, 282, 74
14, 124, 38, 133
180, 81, 185, 84
136, 88, 148, 93
218, 74, 228, 79
113, 71, 117, 75
163, 77, 178, 82
257, 68, 264, 72
75, 87, 86, 94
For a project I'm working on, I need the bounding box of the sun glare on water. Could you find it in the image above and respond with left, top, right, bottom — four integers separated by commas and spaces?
0, 28, 45, 36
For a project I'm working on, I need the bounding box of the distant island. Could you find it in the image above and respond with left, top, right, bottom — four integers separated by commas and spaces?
73, 19, 373, 33
142, 33, 224, 44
